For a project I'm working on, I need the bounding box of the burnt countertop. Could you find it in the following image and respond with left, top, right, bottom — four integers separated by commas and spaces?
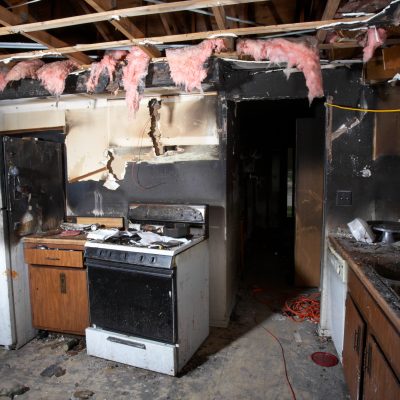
328, 235, 400, 333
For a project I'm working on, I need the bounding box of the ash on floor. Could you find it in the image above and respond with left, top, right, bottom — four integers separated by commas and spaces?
0, 245, 349, 400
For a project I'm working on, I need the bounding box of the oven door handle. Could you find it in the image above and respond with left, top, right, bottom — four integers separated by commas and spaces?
86, 260, 175, 278
107, 336, 146, 350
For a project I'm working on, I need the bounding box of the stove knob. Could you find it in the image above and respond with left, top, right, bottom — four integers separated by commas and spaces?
151, 256, 156, 264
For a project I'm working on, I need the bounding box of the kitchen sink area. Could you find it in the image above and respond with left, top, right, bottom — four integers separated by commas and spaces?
372, 263, 400, 297
327, 235, 400, 400
328, 235, 400, 325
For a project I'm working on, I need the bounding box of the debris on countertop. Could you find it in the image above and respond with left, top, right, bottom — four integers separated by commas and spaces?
328, 235, 400, 324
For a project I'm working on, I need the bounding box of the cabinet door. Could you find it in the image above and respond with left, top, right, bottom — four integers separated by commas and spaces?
363, 334, 400, 400
29, 265, 89, 335
343, 295, 366, 400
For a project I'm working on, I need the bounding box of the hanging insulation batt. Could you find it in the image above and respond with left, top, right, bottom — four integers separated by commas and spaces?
5, 59, 44, 82
122, 46, 150, 113
362, 27, 387, 62
0, 70, 7, 92
237, 38, 324, 103
166, 39, 225, 92
87, 50, 128, 92
37, 60, 78, 97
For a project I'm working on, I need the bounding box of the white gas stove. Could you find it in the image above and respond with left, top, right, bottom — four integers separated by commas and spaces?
85, 204, 209, 375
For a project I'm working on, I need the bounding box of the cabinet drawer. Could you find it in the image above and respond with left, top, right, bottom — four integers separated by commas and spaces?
24, 248, 83, 268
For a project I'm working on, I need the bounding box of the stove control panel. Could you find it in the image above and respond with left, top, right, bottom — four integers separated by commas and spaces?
84, 247, 173, 269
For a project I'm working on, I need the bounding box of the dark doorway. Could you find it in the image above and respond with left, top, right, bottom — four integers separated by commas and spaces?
232, 98, 325, 286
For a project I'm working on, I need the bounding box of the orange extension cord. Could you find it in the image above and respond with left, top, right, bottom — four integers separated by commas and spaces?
282, 292, 320, 324
251, 288, 321, 400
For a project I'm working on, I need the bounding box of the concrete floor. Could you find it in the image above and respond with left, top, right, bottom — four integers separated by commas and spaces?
0, 248, 350, 400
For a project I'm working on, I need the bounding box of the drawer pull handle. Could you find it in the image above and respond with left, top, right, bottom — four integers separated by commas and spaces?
107, 336, 146, 350
364, 343, 372, 376
46, 257, 61, 261
60, 273, 67, 294
353, 327, 361, 353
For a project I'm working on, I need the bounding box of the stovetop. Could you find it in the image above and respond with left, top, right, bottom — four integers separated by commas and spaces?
85, 232, 205, 257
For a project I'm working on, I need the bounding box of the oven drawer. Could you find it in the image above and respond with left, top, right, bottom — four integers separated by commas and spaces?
86, 327, 177, 376
24, 248, 83, 268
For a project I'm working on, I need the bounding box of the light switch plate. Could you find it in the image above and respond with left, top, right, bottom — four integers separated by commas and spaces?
336, 190, 352, 206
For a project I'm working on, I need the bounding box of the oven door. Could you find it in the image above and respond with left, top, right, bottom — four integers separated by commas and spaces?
86, 259, 177, 344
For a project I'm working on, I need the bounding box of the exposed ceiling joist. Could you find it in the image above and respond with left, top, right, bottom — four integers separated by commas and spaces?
0, 0, 266, 36
212, 6, 227, 30
0, 5, 91, 64
82, 0, 160, 58
159, 14, 173, 35
77, 1, 115, 42
0, 16, 368, 62
82, 0, 145, 38
316, 0, 342, 43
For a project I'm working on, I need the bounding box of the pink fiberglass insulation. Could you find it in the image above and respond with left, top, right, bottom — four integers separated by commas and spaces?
236, 38, 324, 103
363, 27, 387, 63
0, 69, 7, 92
5, 59, 44, 82
37, 60, 78, 97
87, 50, 128, 92
166, 39, 226, 92
122, 46, 150, 113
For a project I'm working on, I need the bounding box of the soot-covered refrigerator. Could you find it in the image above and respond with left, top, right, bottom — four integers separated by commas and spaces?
0, 136, 65, 349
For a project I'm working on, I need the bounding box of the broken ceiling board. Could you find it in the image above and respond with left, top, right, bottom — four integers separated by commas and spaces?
65, 108, 109, 182
0, 0, 267, 36
0, 109, 65, 132
383, 44, 400, 70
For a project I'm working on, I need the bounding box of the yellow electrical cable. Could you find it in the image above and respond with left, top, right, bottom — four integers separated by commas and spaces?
325, 102, 400, 113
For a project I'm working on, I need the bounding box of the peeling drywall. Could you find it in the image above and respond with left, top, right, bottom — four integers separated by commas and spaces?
147, 99, 163, 156
65, 95, 219, 186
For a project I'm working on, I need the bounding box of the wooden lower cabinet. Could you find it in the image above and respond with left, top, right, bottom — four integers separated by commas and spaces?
363, 334, 400, 400
24, 241, 89, 335
29, 265, 89, 335
343, 268, 400, 400
343, 296, 366, 400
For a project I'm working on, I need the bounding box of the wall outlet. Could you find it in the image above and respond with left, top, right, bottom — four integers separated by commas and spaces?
336, 190, 352, 206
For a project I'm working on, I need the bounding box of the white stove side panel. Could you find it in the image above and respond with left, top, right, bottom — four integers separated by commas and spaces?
175, 240, 209, 371
86, 328, 177, 376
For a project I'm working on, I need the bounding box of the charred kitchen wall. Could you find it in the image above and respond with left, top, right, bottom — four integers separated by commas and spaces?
65, 94, 229, 327
220, 60, 400, 285
0, 93, 229, 328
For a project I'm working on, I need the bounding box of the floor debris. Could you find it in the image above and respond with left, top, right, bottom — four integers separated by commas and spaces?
0, 243, 349, 399
0, 383, 30, 399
